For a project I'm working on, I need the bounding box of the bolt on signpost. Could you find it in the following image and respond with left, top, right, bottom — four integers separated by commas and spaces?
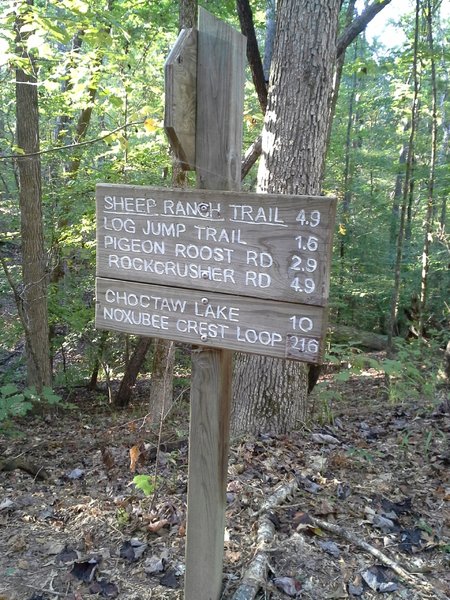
95, 8, 336, 600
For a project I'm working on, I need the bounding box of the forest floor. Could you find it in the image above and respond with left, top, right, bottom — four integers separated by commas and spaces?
0, 359, 449, 600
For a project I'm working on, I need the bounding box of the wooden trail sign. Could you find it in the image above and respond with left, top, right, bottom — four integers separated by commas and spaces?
96, 278, 326, 363
95, 7, 336, 600
96, 185, 336, 309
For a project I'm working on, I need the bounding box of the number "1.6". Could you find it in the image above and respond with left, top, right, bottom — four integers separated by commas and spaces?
295, 235, 318, 252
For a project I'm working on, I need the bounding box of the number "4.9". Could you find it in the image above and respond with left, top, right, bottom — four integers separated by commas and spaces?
296, 209, 321, 227
291, 277, 315, 294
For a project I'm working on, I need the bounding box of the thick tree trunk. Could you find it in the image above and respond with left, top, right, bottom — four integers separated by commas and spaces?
231, 0, 341, 437
240, 0, 392, 181
15, 1, 51, 391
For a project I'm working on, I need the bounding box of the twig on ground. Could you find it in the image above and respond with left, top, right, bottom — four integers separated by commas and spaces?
310, 515, 449, 600
22, 582, 66, 597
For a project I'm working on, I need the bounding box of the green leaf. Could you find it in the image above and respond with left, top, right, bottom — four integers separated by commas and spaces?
335, 371, 351, 382
41, 386, 62, 405
133, 475, 155, 496
1, 383, 19, 398
23, 386, 39, 400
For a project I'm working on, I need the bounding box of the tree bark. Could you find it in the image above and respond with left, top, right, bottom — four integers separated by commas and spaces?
240, 0, 392, 180
179, 0, 197, 29
232, 0, 341, 437
114, 337, 152, 407
15, 0, 51, 391
148, 339, 175, 425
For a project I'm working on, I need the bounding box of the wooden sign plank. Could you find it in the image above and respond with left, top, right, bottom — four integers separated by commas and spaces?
96, 184, 336, 307
164, 28, 197, 170
95, 277, 327, 364
195, 8, 246, 191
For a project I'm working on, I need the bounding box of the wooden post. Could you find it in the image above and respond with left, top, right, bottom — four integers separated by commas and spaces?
184, 8, 246, 600
95, 9, 336, 599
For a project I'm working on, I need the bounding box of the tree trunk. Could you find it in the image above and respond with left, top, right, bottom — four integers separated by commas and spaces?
389, 119, 409, 252
237, 0, 267, 113
325, 0, 356, 155
149, 339, 175, 425
88, 331, 108, 391
179, 0, 197, 29
418, 0, 438, 336
329, 324, 390, 351
231, 0, 341, 437
15, 0, 51, 391
387, 0, 420, 349
438, 85, 448, 230
114, 336, 152, 407
339, 40, 358, 263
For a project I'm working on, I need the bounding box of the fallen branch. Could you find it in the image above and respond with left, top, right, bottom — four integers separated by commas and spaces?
233, 480, 298, 600
0, 457, 48, 480
231, 515, 275, 600
310, 515, 449, 600
253, 479, 298, 518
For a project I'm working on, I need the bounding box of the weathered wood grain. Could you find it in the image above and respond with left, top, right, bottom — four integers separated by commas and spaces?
195, 7, 246, 191
95, 278, 327, 363
164, 28, 197, 170
184, 9, 245, 600
96, 184, 337, 306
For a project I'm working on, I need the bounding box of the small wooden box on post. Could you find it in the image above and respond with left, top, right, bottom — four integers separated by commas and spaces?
94, 7, 336, 600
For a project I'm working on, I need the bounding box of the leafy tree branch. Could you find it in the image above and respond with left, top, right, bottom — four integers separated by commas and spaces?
0, 120, 145, 161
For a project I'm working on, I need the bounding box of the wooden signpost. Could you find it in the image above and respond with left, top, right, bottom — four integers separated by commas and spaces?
95, 8, 336, 599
